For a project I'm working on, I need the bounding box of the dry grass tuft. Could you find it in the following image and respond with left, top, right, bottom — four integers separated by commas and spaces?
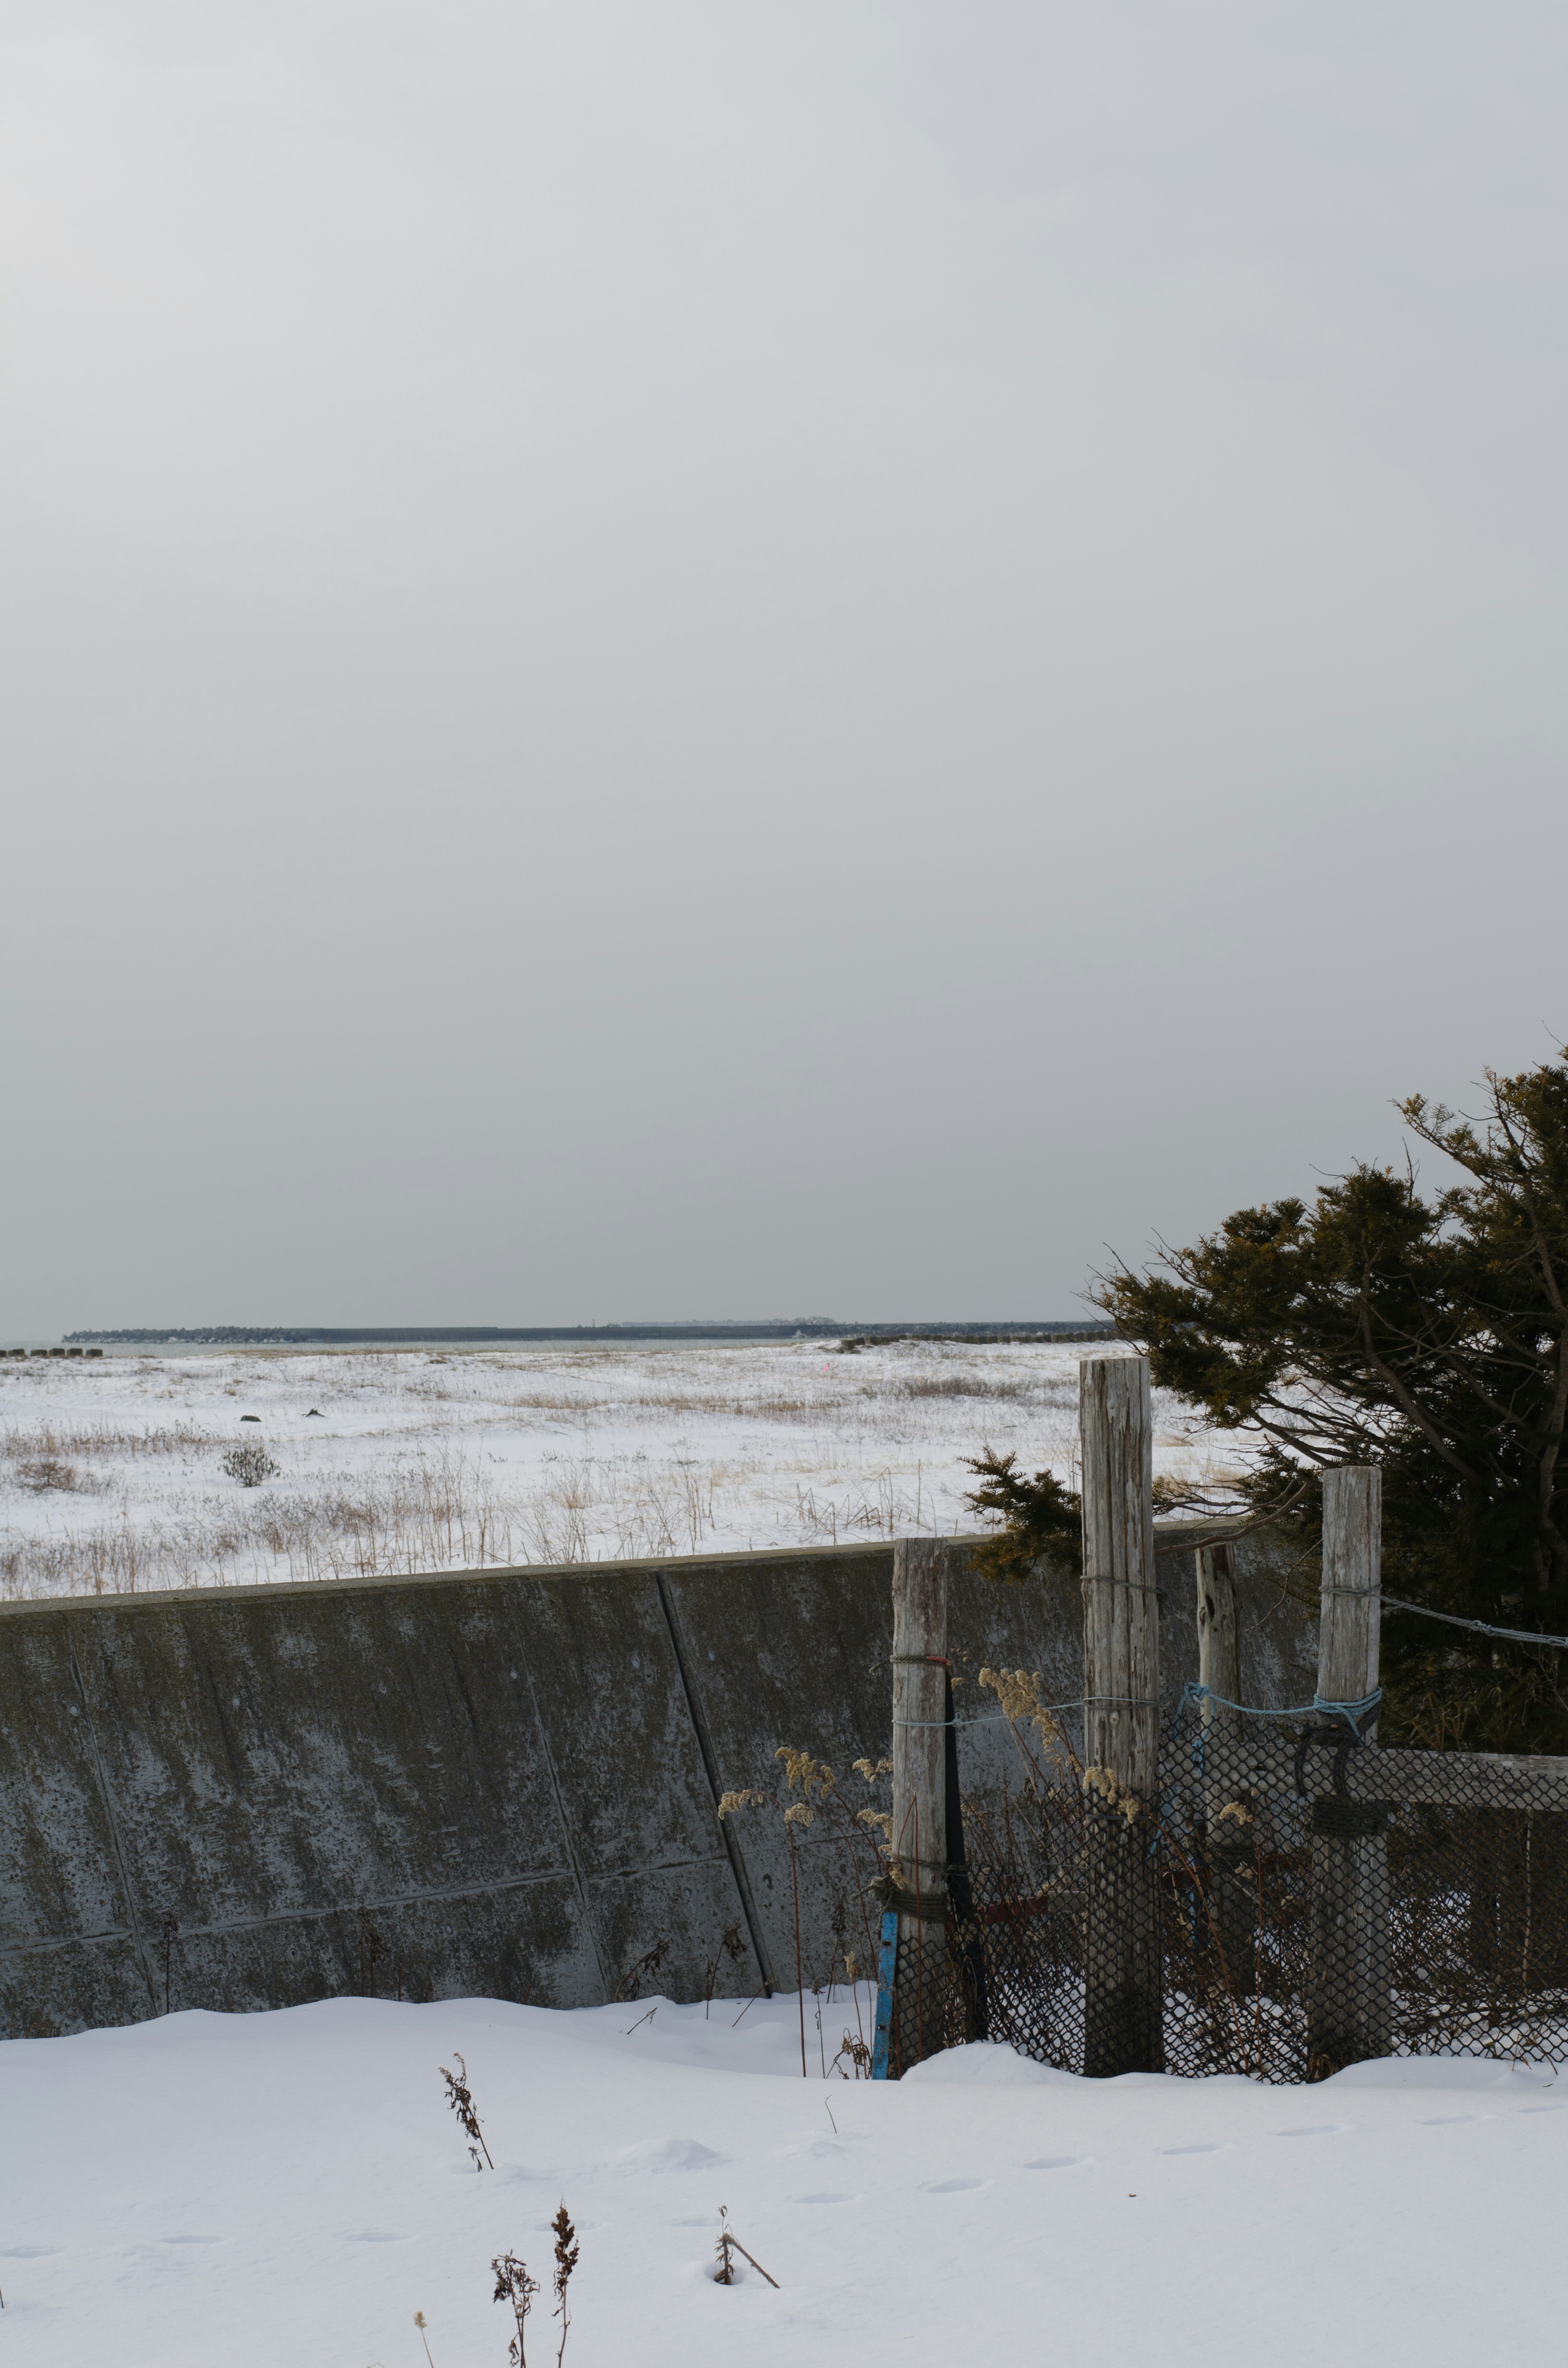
13, 1457, 87, 1494
1, 1420, 217, 1463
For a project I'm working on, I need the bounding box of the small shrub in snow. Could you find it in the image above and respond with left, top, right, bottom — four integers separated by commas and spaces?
16, 1456, 81, 1493
221, 1441, 278, 1487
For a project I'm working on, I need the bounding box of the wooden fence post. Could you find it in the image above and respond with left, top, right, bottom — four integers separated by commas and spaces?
1080, 1353, 1163, 2076
1196, 1539, 1256, 1996
890, 1536, 949, 2068
1196, 1540, 1241, 1720
1307, 1465, 1391, 2076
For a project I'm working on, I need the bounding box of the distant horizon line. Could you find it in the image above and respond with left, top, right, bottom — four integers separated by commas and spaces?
58, 1318, 1117, 1346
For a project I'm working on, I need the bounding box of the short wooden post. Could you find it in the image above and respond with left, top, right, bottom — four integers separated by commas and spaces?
890, 1536, 949, 2068
1307, 1465, 1390, 2076
1080, 1354, 1163, 2076
1196, 1540, 1241, 1721
1196, 1540, 1255, 1996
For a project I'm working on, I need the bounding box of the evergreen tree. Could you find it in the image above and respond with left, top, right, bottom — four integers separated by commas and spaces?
960, 1449, 1081, 1584
1097, 1052, 1568, 1752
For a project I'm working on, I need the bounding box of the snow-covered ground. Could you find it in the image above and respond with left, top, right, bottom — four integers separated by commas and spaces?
0, 1342, 1244, 1598
1, 1993, 1559, 2366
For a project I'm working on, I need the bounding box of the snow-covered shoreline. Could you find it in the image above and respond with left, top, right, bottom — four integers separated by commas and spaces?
0, 1341, 1243, 1599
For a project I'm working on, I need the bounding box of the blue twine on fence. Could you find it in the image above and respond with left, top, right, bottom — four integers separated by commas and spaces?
1175, 1679, 1382, 1779
1181, 1679, 1381, 1734
898, 1687, 1379, 1736
893, 1695, 1154, 1731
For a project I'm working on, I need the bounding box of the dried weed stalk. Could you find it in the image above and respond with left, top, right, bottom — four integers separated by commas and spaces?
722, 1746, 896, 2036
611, 1936, 670, 2003
492, 2252, 539, 2366
713, 2205, 778, 2289
550, 2202, 579, 2366
439, 2051, 494, 2170
702, 1922, 747, 2015
830, 2028, 873, 2078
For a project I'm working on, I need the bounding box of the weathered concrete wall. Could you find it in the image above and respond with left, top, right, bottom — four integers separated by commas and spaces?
0, 1528, 1314, 2037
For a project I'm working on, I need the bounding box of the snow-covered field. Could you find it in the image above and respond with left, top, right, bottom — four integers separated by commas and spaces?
2, 1993, 1559, 2366
0, 1342, 1243, 1599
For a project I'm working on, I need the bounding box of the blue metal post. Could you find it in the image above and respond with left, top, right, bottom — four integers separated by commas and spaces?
870, 1909, 898, 2079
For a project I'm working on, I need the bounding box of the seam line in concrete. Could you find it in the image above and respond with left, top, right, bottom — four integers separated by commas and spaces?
510, 1593, 612, 2001
0, 1927, 137, 1960
64, 1621, 159, 2015
654, 1571, 777, 1995
1, 1852, 745, 1960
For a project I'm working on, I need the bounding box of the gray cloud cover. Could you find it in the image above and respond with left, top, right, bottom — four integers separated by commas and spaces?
3, 1, 1565, 1330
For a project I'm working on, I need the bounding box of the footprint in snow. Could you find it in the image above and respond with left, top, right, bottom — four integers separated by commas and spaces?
1273, 2126, 1341, 2139
1024, 2156, 1085, 2171
1419, 2115, 1483, 2127
1160, 2143, 1226, 2155
794, 2192, 857, 2205
0, 2245, 62, 2258
612, 2137, 728, 2175
159, 2235, 227, 2247
922, 2177, 985, 2193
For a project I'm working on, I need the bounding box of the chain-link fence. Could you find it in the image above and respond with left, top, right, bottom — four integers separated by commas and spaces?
879, 1701, 1568, 2083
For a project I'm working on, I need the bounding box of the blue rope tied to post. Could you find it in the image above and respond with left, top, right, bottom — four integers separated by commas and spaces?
1178, 1679, 1381, 1735
1176, 1679, 1382, 1778
1312, 1689, 1384, 1732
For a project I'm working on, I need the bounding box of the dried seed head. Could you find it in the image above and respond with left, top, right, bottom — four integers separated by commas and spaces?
978, 1666, 1060, 1745
551, 2201, 579, 2297
1083, 1764, 1145, 1823
775, 1746, 835, 1800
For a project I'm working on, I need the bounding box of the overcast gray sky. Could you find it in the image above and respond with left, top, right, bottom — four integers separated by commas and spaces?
3, 0, 1565, 1334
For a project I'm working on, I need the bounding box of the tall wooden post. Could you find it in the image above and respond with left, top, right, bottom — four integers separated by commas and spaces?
1080, 1354, 1163, 2076
1196, 1540, 1255, 1996
1307, 1466, 1390, 2076
891, 1537, 949, 2067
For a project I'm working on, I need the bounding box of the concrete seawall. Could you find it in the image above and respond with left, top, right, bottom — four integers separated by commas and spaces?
0, 1530, 1315, 2037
